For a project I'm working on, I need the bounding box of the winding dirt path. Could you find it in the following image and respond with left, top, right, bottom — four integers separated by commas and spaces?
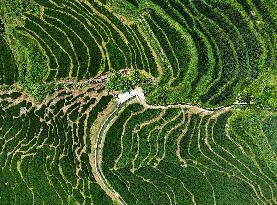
93, 87, 244, 205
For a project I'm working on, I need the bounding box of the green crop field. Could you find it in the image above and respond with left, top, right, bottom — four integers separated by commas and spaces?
0, 0, 276, 204
0, 89, 114, 204
102, 103, 277, 204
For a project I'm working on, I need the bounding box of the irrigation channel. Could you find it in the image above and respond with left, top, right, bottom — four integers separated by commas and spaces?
94, 87, 247, 205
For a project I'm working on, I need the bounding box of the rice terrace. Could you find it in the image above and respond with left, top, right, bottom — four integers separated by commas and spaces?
0, 0, 276, 204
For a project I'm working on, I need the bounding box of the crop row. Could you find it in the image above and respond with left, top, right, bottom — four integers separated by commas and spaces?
17, 0, 159, 81
0, 89, 114, 204
102, 102, 277, 204
139, 0, 273, 107
0, 36, 18, 84
8, 0, 276, 108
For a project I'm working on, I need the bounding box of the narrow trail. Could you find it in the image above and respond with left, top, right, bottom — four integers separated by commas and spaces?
93, 87, 244, 205
93, 107, 127, 205
133, 87, 236, 114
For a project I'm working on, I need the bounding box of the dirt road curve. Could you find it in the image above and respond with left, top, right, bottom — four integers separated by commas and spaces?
93, 87, 245, 205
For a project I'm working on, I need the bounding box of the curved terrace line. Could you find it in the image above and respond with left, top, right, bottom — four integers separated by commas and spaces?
93, 87, 247, 205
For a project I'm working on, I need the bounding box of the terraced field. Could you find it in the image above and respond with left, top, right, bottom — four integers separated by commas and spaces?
16, 0, 158, 81
9, 0, 274, 107
118, 0, 275, 107
0, 0, 276, 204
0, 89, 114, 204
102, 102, 277, 205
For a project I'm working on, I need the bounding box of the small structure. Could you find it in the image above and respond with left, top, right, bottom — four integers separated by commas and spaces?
117, 90, 136, 104
116, 87, 146, 105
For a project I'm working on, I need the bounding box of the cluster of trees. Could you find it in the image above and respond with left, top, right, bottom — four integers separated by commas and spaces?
14, 32, 54, 102
0, 0, 48, 101
239, 88, 276, 109
0, 0, 40, 40
146, 86, 168, 104
239, 71, 277, 109
105, 69, 144, 92
0, 0, 39, 20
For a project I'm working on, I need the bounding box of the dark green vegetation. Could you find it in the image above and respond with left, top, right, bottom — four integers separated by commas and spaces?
139, 0, 277, 107
12, 0, 158, 82
1, 0, 276, 108
0, 19, 4, 34
102, 103, 277, 205
0, 36, 18, 84
0, 0, 276, 204
106, 0, 277, 108
0, 89, 114, 204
